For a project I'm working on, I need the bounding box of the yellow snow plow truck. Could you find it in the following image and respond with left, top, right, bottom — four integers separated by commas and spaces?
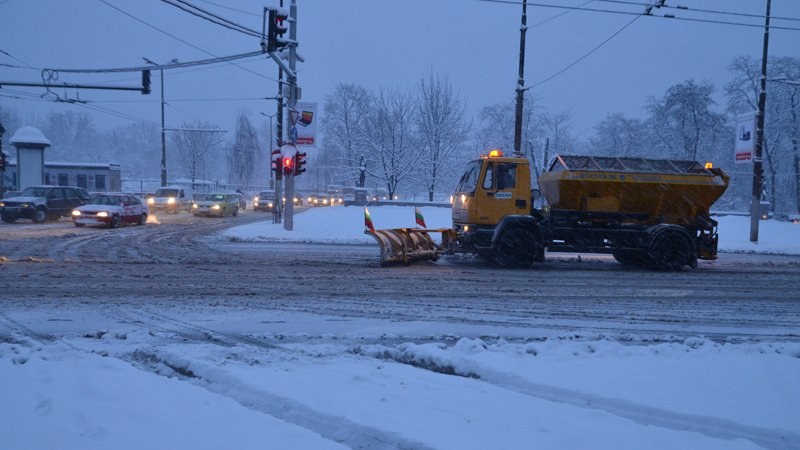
366, 151, 730, 270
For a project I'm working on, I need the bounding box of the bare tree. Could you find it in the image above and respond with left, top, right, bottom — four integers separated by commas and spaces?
590, 112, 651, 157
416, 73, 470, 201
727, 56, 800, 213
36, 111, 98, 161
646, 80, 727, 161
321, 83, 372, 187
360, 87, 420, 199
171, 120, 225, 186
225, 113, 258, 188
476, 96, 545, 180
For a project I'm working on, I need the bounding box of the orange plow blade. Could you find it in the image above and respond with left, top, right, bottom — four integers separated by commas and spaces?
365, 228, 442, 266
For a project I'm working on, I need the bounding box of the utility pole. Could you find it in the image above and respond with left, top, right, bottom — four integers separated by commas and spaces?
143, 57, 175, 187
750, 0, 771, 242
513, 0, 528, 157
260, 112, 275, 189
284, 0, 298, 231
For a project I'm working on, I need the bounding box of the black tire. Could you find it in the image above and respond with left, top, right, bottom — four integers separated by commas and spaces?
138, 213, 147, 226
1, 213, 16, 224
32, 208, 47, 224
233, 206, 239, 217
612, 250, 648, 267
493, 227, 538, 268
109, 215, 120, 229
648, 230, 692, 271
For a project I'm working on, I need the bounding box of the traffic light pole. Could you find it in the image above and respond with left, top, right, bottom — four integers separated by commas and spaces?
283, 0, 298, 231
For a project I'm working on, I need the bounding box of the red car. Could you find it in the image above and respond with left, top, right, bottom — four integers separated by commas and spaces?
72, 193, 149, 228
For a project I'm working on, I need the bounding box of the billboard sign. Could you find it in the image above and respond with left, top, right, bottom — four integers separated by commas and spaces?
735, 112, 756, 164
291, 102, 317, 147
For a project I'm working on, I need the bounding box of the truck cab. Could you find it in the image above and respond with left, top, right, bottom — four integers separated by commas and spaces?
452, 150, 536, 255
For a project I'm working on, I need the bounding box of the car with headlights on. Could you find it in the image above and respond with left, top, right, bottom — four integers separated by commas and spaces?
253, 190, 276, 212
147, 186, 193, 214
192, 193, 239, 217
1, 185, 90, 224
72, 193, 148, 228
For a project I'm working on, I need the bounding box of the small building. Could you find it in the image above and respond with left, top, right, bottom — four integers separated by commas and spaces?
2, 161, 122, 193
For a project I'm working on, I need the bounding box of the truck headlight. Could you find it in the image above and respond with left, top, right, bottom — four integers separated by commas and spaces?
212, 204, 220, 210
167, 197, 176, 204
192, 204, 198, 209
148, 198, 154, 204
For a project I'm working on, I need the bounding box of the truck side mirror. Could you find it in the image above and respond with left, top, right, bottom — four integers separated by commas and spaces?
531, 189, 542, 201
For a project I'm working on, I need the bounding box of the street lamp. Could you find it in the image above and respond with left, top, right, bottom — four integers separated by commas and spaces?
143, 57, 177, 187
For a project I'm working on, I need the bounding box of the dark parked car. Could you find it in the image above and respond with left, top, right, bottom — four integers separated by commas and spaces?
1, 185, 90, 223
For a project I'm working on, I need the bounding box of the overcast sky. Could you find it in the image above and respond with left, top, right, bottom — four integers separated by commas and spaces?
1, 0, 799, 146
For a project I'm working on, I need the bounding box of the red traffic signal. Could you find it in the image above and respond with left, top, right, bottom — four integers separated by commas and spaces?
267, 8, 289, 52
282, 156, 294, 175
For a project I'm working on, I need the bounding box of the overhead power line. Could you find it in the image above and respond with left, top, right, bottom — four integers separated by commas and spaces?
196, 0, 260, 18
161, 0, 261, 38
527, 14, 641, 90
45, 50, 264, 74
97, 0, 276, 81
593, 0, 800, 22
474, 0, 800, 31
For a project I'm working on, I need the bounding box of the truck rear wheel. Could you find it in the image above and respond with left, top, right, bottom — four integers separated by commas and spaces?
648, 230, 692, 271
612, 250, 648, 267
494, 228, 538, 268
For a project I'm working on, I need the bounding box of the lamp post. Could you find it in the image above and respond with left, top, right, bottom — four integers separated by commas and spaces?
143, 57, 176, 187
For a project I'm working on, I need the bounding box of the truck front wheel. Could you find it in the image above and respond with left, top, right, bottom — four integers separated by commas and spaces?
494, 228, 539, 268
648, 230, 693, 271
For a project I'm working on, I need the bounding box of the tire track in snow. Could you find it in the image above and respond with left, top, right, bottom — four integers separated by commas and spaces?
119, 347, 436, 450
364, 347, 800, 450
103, 307, 436, 450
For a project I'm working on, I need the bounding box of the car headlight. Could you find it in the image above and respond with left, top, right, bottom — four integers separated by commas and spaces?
21, 203, 30, 208
72, 210, 81, 216
148, 198, 154, 204
212, 204, 220, 210
167, 197, 176, 204
0, 202, 4, 207
254, 196, 260, 202
268, 202, 273, 207
192, 204, 198, 209
96, 211, 108, 217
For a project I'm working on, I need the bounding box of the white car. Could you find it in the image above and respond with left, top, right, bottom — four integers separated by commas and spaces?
72, 193, 148, 228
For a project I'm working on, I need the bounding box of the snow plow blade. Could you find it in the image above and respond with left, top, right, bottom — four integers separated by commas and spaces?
366, 228, 449, 266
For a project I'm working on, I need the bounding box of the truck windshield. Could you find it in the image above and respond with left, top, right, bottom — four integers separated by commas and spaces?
455, 161, 482, 194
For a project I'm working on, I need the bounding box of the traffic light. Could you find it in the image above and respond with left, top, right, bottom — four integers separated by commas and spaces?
294, 151, 306, 176
142, 70, 151, 95
271, 149, 281, 172
267, 8, 289, 52
282, 156, 294, 175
